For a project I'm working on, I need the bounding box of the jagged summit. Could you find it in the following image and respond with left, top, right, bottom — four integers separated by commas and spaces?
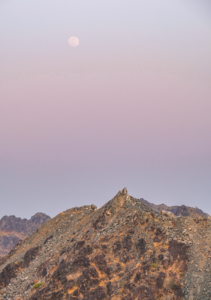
0, 190, 211, 300
100, 188, 156, 216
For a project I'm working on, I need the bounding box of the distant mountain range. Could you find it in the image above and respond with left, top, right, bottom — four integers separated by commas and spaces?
0, 213, 51, 256
139, 198, 208, 218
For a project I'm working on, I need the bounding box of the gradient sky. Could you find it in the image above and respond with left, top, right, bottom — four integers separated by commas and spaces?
0, 0, 211, 219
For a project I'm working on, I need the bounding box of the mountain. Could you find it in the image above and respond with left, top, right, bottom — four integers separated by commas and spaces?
0, 189, 211, 300
0, 213, 51, 257
140, 198, 208, 218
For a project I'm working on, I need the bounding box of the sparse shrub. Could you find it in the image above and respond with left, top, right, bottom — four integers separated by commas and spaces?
151, 263, 157, 268
32, 282, 43, 289
169, 280, 179, 290
119, 280, 124, 287
180, 272, 185, 278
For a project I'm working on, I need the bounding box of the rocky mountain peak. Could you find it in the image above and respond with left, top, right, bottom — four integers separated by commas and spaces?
0, 190, 210, 300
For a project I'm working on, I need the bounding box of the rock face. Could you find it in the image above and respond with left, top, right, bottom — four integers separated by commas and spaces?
140, 198, 208, 218
0, 213, 51, 257
0, 190, 211, 300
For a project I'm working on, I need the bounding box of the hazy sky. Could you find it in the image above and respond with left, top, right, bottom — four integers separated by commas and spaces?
0, 0, 211, 219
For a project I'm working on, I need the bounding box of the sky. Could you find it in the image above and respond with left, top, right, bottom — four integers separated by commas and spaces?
0, 0, 211, 219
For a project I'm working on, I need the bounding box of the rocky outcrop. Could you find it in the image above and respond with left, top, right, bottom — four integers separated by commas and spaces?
140, 198, 208, 218
0, 213, 51, 257
0, 190, 211, 299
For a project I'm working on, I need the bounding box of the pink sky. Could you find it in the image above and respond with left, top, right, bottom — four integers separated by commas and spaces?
1, 72, 210, 166
0, 0, 210, 218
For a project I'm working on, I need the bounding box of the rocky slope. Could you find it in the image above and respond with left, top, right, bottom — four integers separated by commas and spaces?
0, 189, 211, 300
140, 198, 208, 218
0, 213, 51, 257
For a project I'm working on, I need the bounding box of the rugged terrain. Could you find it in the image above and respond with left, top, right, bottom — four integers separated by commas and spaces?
0, 189, 211, 300
0, 213, 51, 256
140, 198, 207, 218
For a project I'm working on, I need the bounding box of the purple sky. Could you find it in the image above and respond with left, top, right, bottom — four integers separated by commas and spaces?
0, 0, 211, 218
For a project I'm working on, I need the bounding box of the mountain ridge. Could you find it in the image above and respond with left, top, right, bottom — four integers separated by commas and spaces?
0, 188, 211, 299
139, 198, 208, 218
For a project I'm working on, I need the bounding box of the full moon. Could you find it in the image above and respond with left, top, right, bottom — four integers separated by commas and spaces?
68, 36, 79, 47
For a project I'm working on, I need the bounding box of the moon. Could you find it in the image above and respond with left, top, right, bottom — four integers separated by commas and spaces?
68, 36, 79, 47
